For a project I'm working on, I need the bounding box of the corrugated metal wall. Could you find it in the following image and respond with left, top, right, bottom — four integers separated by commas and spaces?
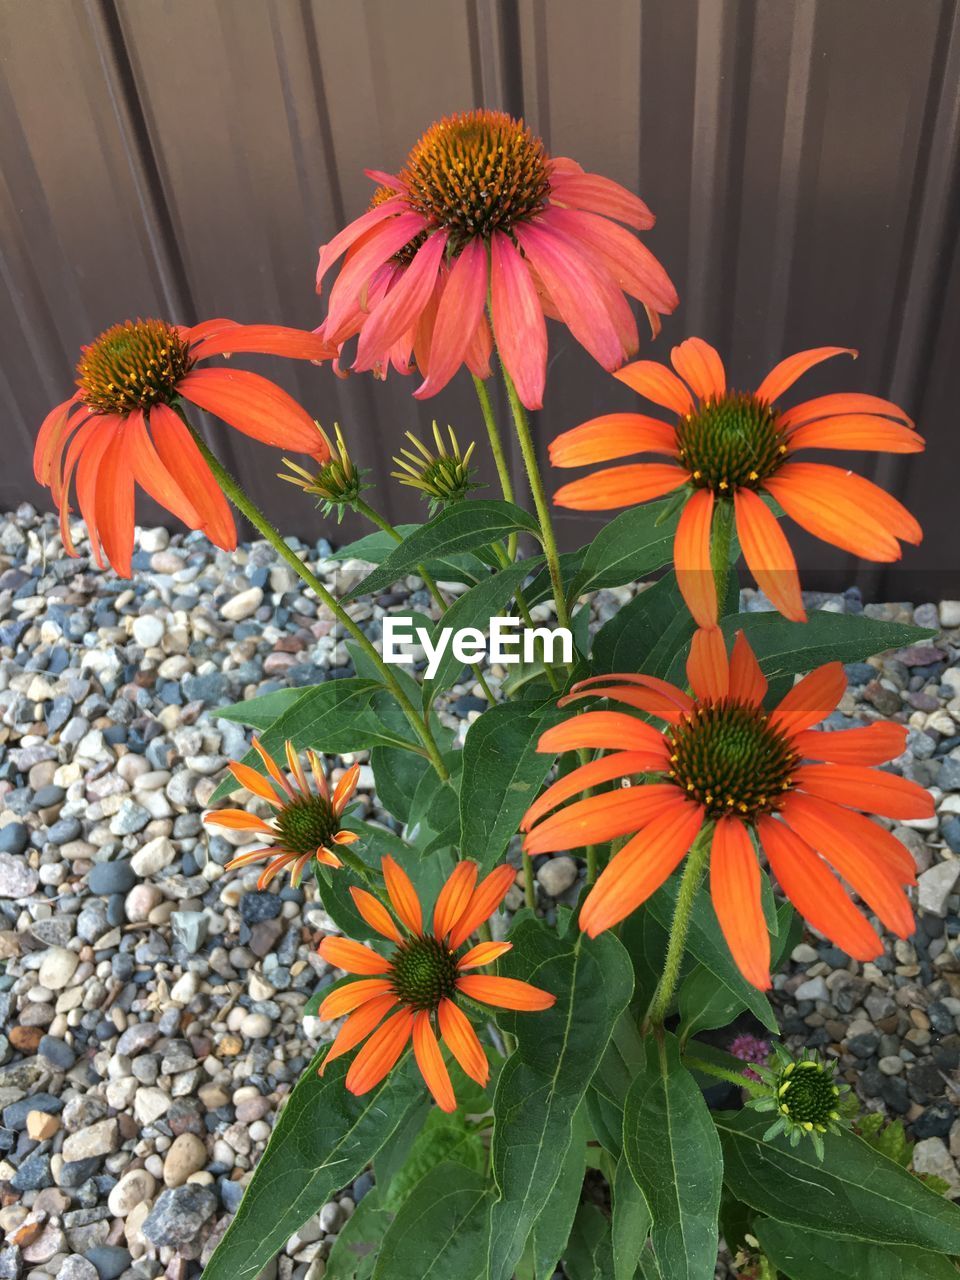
2, 0, 959, 598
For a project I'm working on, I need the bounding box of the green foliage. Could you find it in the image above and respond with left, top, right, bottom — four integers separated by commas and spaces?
755, 1217, 960, 1280
568, 499, 679, 597
372, 1161, 490, 1279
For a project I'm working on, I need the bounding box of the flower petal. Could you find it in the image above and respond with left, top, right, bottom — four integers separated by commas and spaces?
332, 763, 361, 815
432, 861, 479, 942
95, 419, 136, 576
318, 978, 396, 1020
190, 324, 334, 363
793, 723, 907, 765
416, 239, 487, 398
228, 760, 281, 804
447, 864, 517, 951
458, 941, 512, 970
733, 488, 805, 623
523, 783, 684, 855
457, 974, 555, 1011
549, 414, 678, 467
765, 463, 920, 559
537, 711, 668, 756
794, 764, 934, 821
203, 808, 274, 832
549, 169, 655, 230
787, 416, 924, 454
319, 993, 399, 1077
355, 232, 448, 372
614, 359, 694, 414
559, 683, 686, 724
317, 936, 393, 975
489, 231, 547, 410
670, 338, 726, 402
521, 750, 664, 833
770, 663, 846, 735
125, 409, 201, 529
412, 1012, 457, 1112
779, 392, 913, 429
382, 856, 423, 935
345, 1007, 414, 1096
553, 463, 688, 511
687, 626, 728, 702
315, 195, 407, 292
754, 347, 857, 404
178, 367, 320, 453
349, 888, 404, 944
675, 489, 717, 628
544, 206, 677, 312
438, 998, 489, 1085
710, 818, 771, 990
728, 629, 768, 706
147, 404, 237, 549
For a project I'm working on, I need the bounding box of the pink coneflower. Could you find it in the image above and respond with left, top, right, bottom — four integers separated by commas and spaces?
729, 1032, 772, 1083
315, 110, 678, 409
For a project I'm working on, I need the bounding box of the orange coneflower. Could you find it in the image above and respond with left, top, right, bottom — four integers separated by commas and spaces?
316, 857, 554, 1111
34, 318, 335, 576
521, 628, 933, 990
203, 738, 361, 890
315, 110, 677, 409
550, 338, 923, 626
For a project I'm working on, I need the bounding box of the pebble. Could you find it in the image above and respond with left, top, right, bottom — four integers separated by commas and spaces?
919, 860, 960, 916
61, 1118, 119, 1162
141, 1185, 218, 1247
536, 855, 578, 896
87, 861, 136, 896
38, 947, 79, 991
220, 587, 263, 621
0, 851, 39, 897
163, 1132, 208, 1187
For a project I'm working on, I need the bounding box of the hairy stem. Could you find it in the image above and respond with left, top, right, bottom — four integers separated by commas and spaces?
643, 824, 713, 1031
473, 374, 518, 561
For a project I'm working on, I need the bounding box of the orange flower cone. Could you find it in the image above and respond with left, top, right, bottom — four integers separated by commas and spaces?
549, 337, 923, 626
316, 857, 554, 1110
203, 738, 360, 890
34, 318, 336, 576
521, 628, 932, 990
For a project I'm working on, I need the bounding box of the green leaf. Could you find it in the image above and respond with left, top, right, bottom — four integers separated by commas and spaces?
487, 921, 634, 1280
217, 685, 302, 727
328, 523, 487, 585
717, 1109, 960, 1254
381, 1108, 486, 1209
563, 1203, 615, 1280
724, 611, 933, 680
622, 1033, 723, 1280
202, 1055, 423, 1280
612, 1154, 653, 1280
325, 1187, 392, 1280
677, 965, 748, 1046
569, 499, 679, 598
755, 1216, 960, 1280
460, 699, 564, 872
588, 1011, 648, 1160
372, 1161, 490, 1280
421, 559, 542, 698
348, 502, 541, 598
370, 746, 431, 825
519, 1106, 588, 1280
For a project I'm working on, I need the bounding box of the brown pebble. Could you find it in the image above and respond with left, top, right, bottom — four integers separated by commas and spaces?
26, 1111, 60, 1141
9, 1025, 43, 1052
217, 1034, 243, 1057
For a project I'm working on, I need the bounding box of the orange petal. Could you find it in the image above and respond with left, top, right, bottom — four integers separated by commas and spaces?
783, 793, 916, 882
285, 741, 310, 795
412, 1012, 457, 1112
177, 367, 321, 453
333, 830, 360, 845
787, 416, 924, 454
258, 853, 297, 890
448, 864, 517, 950
382, 856, 423, 935
549, 414, 678, 467
793, 724, 907, 765
765, 464, 918, 561
318, 994, 399, 1077
203, 808, 275, 833
733, 488, 805, 622
537, 711, 667, 756
189, 323, 334, 363
553, 463, 688, 511
433, 861, 479, 941
228, 759, 282, 804
315, 846, 344, 869
343, 1005, 413, 1093
770, 663, 846, 736
674, 489, 717, 628
614, 359, 694, 414
757, 815, 883, 961
349, 888, 404, 944
307, 750, 331, 801
253, 736, 295, 798
318, 978, 396, 1020
709, 818, 771, 990
523, 783, 683, 856
686, 626, 728, 702
670, 337, 726, 402
147, 404, 237, 550
579, 800, 704, 936
332, 763, 361, 815
458, 941, 512, 970
521, 750, 664, 832
780, 392, 913, 430
728, 629, 768, 706
317, 936, 393, 975
223, 846, 275, 871
570, 672, 693, 715
457, 974, 555, 1011
438, 998, 489, 1086
754, 347, 857, 404
794, 764, 934, 821
559, 683, 686, 724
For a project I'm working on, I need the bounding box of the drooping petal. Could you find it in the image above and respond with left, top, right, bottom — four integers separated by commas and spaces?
438, 998, 489, 1085
447, 864, 517, 951
794, 764, 934, 821
34, 395, 80, 484
415, 239, 487, 398
432, 861, 479, 941
786, 416, 924, 454
190, 324, 334, 363
412, 1012, 456, 1112
549, 414, 678, 467
757, 815, 883, 961
614, 359, 694, 414
489, 230, 548, 410
355, 232, 448, 372
456, 974, 555, 1011
754, 347, 857, 404
670, 338, 727, 403
579, 801, 705, 936
769, 663, 846, 735
252, 735, 296, 799
793, 723, 907, 765
523, 783, 686, 855
73, 415, 119, 568
733, 487, 805, 622
345, 1008, 415, 1096
779, 392, 913, 429
537, 711, 668, 756
543, 206, 677, 311
258, 853, 298, 890
147, 404, 237, 549
549, 170, 655, 230
315, 196, 407, 293
125, 409, 200, 529
728, 629, 768, 706
177, 367, 320, 453
782, 794, 917, 883
323, 217, 425, 340
382, 856, 423, 935
710, 818, 770, 990
457, 941, 512, 970
319, 993, 399, 1077
317, 936, 393, 976
686, 626, 728, 702
94, 419, 136, 576
765, 463, 920, 559
521, 751, 665, 833
553, 463, 688, 510
318, 977, 396, 1020
675, 489, 717, 628
349, 888, 404, 944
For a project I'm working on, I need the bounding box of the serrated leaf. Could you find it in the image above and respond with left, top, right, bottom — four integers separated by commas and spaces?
487, 922, 634, 1280
460, 699, 564, 871
569, 499, 679, 598
372, 1161, 490, 1280
349, 502, 541, 599
717, 1109, 960, 1254
755, 1216, 960, 1280
622, 1033, 723, 1280
202, 1056, 423, 1280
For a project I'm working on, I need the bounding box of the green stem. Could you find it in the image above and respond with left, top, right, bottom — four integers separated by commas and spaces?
586, 844, 600, 886
711, 498, 735, 610
643, 824, 713, 1031
682, 1054, 765, 1097
501, 365, 571, 631
473, 375, 518, 561
522, 855, 537, 912
184, 423, 449, 780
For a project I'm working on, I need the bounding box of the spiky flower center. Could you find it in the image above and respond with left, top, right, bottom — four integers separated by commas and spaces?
400, 110, 551, 250
76, 319, 192, 415
677, 393, 789, 494
274, 795, 339, 856
390, 936, 460, 1011
666, 701, 797, 818
777, 1060, 841, 1130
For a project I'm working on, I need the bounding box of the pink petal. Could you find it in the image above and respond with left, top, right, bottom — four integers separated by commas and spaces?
544, 207, 678, 312
490, 231, 547, 410
315, 196, 407, 294
549, 170, 655, 229
323, 212, 428, 339
415, 240, 488, 398
354, 232, 448, 373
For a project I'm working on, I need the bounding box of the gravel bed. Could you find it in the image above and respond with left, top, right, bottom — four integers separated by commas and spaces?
0, 503, 957, 1279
